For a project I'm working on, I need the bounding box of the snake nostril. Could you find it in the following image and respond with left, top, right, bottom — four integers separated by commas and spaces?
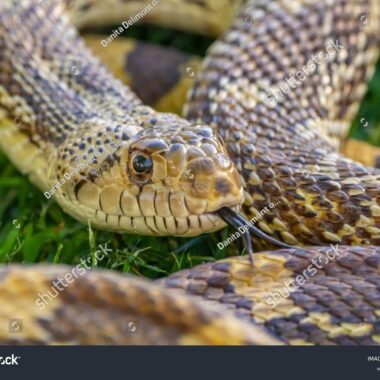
215, 177, 233, 196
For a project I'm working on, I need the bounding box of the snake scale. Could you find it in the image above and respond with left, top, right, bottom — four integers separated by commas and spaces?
83, 35, 380, 169
0, 0, 380, 345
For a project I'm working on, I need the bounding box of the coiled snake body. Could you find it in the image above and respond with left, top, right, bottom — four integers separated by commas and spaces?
0, 0, 380, 345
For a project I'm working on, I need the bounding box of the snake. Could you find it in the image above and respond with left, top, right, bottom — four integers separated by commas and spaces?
83, 34, 380, 168
0, 0, 380, 345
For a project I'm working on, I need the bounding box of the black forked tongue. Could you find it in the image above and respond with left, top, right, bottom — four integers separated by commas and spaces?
216, 207, 295, 266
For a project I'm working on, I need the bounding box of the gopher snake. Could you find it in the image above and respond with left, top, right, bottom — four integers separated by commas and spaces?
0, 0, 380, 345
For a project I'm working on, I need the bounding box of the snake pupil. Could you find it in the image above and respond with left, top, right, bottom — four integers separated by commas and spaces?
133, 155, 153, 173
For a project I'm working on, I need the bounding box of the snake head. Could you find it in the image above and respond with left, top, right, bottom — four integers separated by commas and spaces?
53, 120, 244, 237
120, 123, 244, 236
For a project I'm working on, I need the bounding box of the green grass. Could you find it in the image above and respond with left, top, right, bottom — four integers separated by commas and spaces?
1, 25, 380, 279
352, 58, 380, 144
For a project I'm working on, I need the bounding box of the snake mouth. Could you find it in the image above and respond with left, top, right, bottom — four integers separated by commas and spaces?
215, 207, 295, 258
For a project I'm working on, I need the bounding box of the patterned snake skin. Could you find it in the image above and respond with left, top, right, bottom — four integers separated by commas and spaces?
0, 0, 380, 345
186, 0, 380, 247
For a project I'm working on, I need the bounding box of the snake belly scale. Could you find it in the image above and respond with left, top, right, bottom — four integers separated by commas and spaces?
0, 0, 380, 345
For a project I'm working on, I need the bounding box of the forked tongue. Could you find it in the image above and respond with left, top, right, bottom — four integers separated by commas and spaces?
216, 207, 295, 266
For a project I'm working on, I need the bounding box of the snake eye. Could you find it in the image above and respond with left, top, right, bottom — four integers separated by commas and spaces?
132, 154, 153, 173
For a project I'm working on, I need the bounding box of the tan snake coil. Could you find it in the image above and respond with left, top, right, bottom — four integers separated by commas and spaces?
0, 0, 380, 345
